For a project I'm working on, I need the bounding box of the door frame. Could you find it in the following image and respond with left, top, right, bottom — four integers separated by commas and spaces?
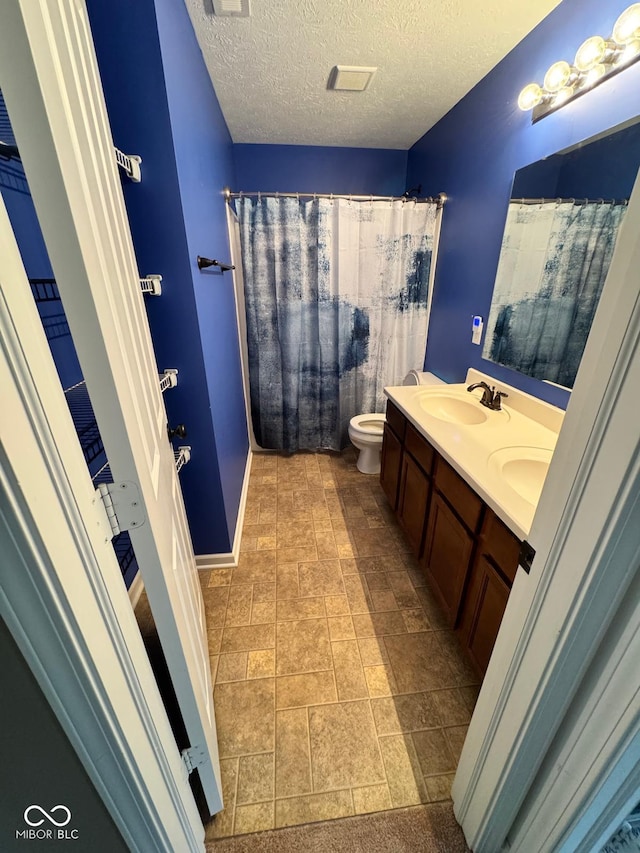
0, 197, 204, 849
453, 170, 640, 848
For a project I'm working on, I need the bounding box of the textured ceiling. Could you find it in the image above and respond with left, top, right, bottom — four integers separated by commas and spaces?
184, 0, 561, 150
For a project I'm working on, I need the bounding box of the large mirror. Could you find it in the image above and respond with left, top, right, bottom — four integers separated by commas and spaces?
483, 118, 640, 389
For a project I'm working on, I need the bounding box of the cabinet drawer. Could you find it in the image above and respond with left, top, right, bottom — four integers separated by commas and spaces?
434, 457, 483, 533
385, 400, 406, 441
405, 423, 434, 476
480, 509, 520, 585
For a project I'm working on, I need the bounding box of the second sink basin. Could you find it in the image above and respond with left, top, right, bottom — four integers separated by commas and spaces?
488, 446, 553, 506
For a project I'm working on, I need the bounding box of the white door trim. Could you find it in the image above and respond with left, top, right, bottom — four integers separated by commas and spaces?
453, 171, 640, 849
0, 197, 203, 851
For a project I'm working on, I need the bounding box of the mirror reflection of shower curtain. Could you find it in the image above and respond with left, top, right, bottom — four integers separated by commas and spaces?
484, 200, 627, 388
233, 196, 439, 452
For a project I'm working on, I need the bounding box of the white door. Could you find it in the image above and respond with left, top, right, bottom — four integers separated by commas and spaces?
0, 0, 222, 814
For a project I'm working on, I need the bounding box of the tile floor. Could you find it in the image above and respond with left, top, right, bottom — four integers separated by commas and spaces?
201, 449, 480, 840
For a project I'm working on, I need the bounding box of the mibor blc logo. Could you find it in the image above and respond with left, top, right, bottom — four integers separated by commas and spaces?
16, 805, 79, 841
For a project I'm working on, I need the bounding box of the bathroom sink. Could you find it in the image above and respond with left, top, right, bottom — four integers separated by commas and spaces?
419, 394, 489, 425
488, 446, 553, 506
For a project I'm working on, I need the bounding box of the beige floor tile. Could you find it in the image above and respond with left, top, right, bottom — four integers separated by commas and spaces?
371, 692, 441, 736
275, 563, 300, 599
298, 559, 345, 597
352, 611, 407, 638
412, 728, 457, 776
240, 536, 258, 552
432, 689, 474, 726
233, 802, 275, 835
324, 595, 350, 616
394, 588, 422, 610
232, 552, 276, 585
364, 664, 399, 697
257, 536, 277, 550
369, 590, 399, 612
207, 627, 223, 656
357, 637, 389, 667
203, 586, 230, 629
276, 597, 325, 621
444, 725, 469, 763
330, 639, 368, 702
276, 671, 337, 709
365, 573, 391, 591
308, 700, 385, 792
342, 574, 373, 613
350, 528, 400, 556
204, 757, 238, 839
416, 588, 450, 630
276, 546, 318, 564
247, 649, 276, 679
243, 522, 277, 539
275, 708, 312, 798
251, 601, 276, 624
214, 679, 275, 758
402, 608, 431, 633
216, 652, 248, 683
384, 632, 457, 693
225, 585, 253, 627
315, 531, 339, 559
221, 624, 275, 653
352, 783, 392, 815
326, 615, 355, 641
378, 734, 430, 807
237, 753, 274, 804
460, 684, 480, 713
275, 790, 353, 828
275, 618, 332, 675
425, 774, 455, 802
253, 582, 276, 602
208, 568, 232, 587
277, 521, 316, 549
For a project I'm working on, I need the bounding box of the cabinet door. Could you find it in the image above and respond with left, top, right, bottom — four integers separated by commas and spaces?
397, 452, 430, 557
380, 423, 403, 509
423, 493, 474, 627
459, 555, 510, 677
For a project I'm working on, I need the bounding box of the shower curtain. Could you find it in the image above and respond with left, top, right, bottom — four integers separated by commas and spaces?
483, 200, 627, 387
235, 196, 438, 452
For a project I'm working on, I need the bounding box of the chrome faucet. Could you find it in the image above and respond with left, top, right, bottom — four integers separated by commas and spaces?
467, 382, 509, 411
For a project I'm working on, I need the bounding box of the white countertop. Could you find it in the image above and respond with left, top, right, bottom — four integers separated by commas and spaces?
385, 371, 564, 540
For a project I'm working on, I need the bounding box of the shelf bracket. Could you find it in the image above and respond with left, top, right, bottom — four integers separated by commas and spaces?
140, 275, 162, 296
114, 147, 142, 182
159, 369, 178, 393
174, 446, 191, 473
96, 481, 146, 538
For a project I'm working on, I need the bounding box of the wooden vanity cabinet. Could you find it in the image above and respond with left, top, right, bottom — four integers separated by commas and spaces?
380, 401, 406, 509
458, 509, 520, 677
380, 400, 522, 678
422, 458, 483, 627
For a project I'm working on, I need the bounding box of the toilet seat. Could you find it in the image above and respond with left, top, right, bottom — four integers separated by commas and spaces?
349, 413, 385, 437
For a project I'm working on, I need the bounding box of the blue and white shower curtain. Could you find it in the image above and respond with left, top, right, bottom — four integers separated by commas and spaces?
483, 200, 627, 388
236, 196, 438, 451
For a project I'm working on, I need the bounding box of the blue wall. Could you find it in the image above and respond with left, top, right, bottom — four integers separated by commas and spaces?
234, 144, 407, 195
407, 0, 640, 407
87, 0, 248, 555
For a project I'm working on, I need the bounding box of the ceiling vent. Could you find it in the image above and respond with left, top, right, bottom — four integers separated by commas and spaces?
328, 66, 377, 92
212, 0, 251, 17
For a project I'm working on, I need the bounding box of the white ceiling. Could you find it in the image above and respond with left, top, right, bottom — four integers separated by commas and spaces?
184, 0, 561, 150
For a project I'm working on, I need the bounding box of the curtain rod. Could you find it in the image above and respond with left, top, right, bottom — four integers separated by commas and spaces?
224, 188, 447, 208
511, 196, 628, 206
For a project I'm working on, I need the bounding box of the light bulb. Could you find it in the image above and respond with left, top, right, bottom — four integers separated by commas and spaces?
616, 37, 640, 63
574, 36, 607, 71
544, 60, 572, 92
581, 63, 606, 87
518, 82, 543, 111
613, 3, 640, 44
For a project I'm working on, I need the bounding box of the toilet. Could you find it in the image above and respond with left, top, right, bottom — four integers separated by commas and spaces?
348, 371, 445, 474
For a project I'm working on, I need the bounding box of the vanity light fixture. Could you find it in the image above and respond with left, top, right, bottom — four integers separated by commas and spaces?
518, 3, 640, 122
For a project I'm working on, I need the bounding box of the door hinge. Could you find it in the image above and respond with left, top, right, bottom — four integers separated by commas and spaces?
518, 540, 536, 575
182, 744, 207, 775
175, 445, 191, 473
114, 147, 142, 182
159, 368, 178, 393
140, 275, 162, 296
97, 481, 146, 538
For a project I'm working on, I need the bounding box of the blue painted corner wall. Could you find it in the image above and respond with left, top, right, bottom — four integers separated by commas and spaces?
407, 0, 640, 408
86, 0, 248, 556
233, 144, 408, 196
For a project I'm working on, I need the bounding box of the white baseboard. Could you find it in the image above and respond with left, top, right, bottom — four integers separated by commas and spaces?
127, 570, 144, 609
195, 449, 253, 571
